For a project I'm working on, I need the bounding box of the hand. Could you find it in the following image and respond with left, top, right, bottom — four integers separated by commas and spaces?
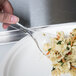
0, 0, 19, 29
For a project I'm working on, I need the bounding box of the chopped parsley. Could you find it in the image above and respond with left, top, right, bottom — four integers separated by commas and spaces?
66, 46, 70, 50
72, 34, 74, 36
67, 42, 71, 45
58, 60, 64, 66
48, 48, 51, 51
61, 62, 64, 66
57, 41, 62, 45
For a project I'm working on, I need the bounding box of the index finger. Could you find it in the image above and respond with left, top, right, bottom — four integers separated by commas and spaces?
2, 0, 13, 28
3, 0, 13, 14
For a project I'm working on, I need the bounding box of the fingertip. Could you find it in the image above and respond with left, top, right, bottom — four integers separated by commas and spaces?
1, 13, 19, 24
11, 15, 19, 23
3, 23, 9, 29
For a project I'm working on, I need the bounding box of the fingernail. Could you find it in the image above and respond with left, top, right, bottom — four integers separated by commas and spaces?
11, 16, 19, 23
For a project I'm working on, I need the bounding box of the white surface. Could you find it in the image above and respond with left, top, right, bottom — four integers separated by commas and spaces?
0, 43, 15, 63
0, 22, 76, 76
7, 36, 51, 76
0, 23, 15, 63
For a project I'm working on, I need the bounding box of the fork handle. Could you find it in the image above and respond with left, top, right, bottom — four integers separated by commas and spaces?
16, 23, 34, 35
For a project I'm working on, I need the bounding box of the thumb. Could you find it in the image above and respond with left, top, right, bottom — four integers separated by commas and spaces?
0, 12, 19, 24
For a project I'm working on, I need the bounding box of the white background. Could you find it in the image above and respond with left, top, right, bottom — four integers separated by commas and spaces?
0, 23, 16, 64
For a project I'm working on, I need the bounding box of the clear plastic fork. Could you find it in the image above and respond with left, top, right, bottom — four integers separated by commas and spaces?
11, 23, 55, 57
16, 23, 46, 55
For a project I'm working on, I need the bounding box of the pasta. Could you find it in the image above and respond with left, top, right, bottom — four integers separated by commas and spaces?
43, 29, 76, 76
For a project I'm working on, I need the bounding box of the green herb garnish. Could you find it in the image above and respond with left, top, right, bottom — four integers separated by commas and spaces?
72, 34, 74, 36
64, 54, 68, 61
57, 41, 62, 45
48, 48, 51, 51
66, 46, 70, 50
61, 62, 64, 66
58, 60, 64, 66
51, 67, 55, 71
67, 42, 71, 45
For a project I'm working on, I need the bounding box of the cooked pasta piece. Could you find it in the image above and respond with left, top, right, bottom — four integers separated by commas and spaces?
43, 29, 76, 76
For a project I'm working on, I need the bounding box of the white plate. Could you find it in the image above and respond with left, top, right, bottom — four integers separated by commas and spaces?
0, 22, 76, 76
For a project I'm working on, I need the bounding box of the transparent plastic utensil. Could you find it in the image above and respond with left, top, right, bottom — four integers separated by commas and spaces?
12, 23, 55, 56
16, 23, 45, 55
